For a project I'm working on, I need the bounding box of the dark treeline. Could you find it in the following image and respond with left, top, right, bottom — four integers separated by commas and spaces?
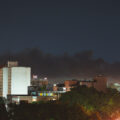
6, 86, 120, 120
0, 48, 120, 79
0, 98, 8, 120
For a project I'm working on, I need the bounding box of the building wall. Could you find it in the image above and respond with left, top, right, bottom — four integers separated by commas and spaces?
8, 95, 58, 104
64, 80, 78, 87
7, 61, 18, 67
31, 79, 48, 86
0, 69, 3, 97
11, 67, 31, 95
80, 81, 94, 88
64, 80, 79, 91
8, 68, 11, 95
53, 84, 58, 91
3, 68, 8, 98
94, 76, 108, 92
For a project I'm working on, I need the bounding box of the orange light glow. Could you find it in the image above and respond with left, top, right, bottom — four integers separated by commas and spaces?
115, 118, 120, 120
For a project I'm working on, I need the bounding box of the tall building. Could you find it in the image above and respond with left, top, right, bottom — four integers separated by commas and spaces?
94, 75, 108, 92
0, 61, 31, 98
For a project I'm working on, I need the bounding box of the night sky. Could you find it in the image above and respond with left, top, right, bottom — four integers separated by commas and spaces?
0, 0, 120, 62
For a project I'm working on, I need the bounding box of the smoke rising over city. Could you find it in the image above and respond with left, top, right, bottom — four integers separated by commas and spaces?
0, 48, 119, 82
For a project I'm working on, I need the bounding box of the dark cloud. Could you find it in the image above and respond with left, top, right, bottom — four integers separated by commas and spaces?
0, 48, 119, 81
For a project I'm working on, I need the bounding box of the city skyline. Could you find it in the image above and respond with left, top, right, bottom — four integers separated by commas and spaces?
0, 1, 120, 120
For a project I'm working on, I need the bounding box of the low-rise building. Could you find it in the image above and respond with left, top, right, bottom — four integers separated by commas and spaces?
31, 78, 48, 86
7, 94, 58, 104
53, 80, 79, 92
79, 79, 96, 88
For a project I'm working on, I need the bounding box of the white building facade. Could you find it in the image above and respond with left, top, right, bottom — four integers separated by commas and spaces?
0, 62, 31, 98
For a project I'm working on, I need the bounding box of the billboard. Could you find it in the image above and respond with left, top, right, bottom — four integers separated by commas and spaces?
38, 92, 53, 97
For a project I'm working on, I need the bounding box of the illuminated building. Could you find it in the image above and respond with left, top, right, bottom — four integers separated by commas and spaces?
53, 84, 58, 91
0, 61, 31, 98
64, 80, 79, 91
108, 83, 120, 92
53, 80, 79, 92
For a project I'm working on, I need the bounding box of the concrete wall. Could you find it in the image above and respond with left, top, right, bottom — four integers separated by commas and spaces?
3, 68, 8, 98
11, 67, 31, 95
0, 69, 3, 97
94, 76, 108, 92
